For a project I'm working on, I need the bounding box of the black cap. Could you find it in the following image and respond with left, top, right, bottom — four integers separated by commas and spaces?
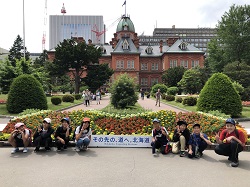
177, 120, 188, 126
193, 124, 200, 128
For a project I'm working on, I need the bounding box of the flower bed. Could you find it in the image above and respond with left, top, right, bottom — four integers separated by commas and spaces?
242, 101, 250, 107
0, 99, 6, 104
1, 109, 248, 143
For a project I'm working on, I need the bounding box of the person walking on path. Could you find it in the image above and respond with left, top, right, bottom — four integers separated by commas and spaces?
96, 89, 101, 105
155, 89, 161, 107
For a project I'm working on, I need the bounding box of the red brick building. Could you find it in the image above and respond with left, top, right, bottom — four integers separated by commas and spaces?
48, 15, 205, 91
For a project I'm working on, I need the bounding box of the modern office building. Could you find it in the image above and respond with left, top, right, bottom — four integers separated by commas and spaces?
49, 15, 105, 50
139, 25, 217, 52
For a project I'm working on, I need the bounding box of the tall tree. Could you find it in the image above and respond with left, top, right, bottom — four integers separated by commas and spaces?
83, 63, 114, 93
54, 39, 102, 93
162, 66, 186, 87
217, 4, 250, 64
0, 60, 17, 93
8, 35, 30, 66
33, 50, 48, 68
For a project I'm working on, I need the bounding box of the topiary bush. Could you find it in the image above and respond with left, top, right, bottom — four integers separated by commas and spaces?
110, 73, 138, 109
165, 95, 175, 101
51, 96, 62, 105
7, 74, 48, 113
74, 94, 82, 100
62, 94, 75, 103
167, 87, 179, 96
197, 73, 242, 117
175, 97, 183, 103
183, 97, 197, 106
150, 84, 168, 97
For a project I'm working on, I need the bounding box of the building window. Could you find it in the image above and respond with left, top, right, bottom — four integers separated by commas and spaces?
122, 39, 129, 50
127, 60, 134, 69
151, 63, 159, 70
191, 60, 199, 68
170, 60, 177, 68
141, 63, 148, 70
141, 78, 148, 86
151, 78, 158, 86
116, 60, 124, 69
180, 60, 188, 68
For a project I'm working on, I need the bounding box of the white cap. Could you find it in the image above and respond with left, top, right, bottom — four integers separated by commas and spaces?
43, 118, 51, 124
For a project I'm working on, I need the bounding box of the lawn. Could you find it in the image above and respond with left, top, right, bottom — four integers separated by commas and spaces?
0, 94, 83, 116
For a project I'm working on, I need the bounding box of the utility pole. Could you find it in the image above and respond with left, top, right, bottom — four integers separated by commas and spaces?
23, 0, 26, 62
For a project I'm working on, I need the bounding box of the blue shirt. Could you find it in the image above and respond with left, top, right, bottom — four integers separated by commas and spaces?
188, 133, 208, 146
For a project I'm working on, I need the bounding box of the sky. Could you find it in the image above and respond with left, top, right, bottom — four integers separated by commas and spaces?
0, 0, 249, 53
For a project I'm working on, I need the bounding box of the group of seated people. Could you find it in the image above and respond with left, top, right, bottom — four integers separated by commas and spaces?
151, 118, 246, 167
8, 116, 246, 168
8, 117, 92, 153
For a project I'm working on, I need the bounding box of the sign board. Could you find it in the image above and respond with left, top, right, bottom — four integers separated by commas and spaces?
89, 135, 152, 147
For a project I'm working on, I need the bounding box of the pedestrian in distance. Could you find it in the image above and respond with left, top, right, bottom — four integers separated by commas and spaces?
188, 123, 212, 159
214, 118, 246, 167
172, 120, 190, 157
8, 122, 32, 154
96, 89, 101, 105
155, 89, 161, 107
54, 117, 72, 151
151, 118, 170, 156
33, 118, 54, 152
74, 117, 92, 152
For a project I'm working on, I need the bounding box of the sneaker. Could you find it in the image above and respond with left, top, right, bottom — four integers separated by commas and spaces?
23, 147, 28, 153
57, 147, 61, 152
230, 161, 239, 167
34, 147, 40, 152
75, 147, 80, 152
180, 151, 185, 157
45, 147, 51, 151
11, 147, 19, 154
153, 153, 157, 156
195, 152, 201, 158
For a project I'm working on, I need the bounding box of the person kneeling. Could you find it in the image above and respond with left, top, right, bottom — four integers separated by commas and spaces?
75, 117, 92, 152
214, 118, 246, 167
33, 118, 54, 152
55, 117, 72, 151
151, 118, 169, 156
8, 122, 31, 154
188, 124, 211, 158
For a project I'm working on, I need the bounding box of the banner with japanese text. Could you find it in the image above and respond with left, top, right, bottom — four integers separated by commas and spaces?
89, 135, 151, 147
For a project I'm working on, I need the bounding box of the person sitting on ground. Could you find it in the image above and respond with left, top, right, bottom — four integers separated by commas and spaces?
214, 118, 246, 167
151, 118, 169, 156
188, 123, 212, 158
54, 117, 72, 151
8, 122, 31, 154
33, 118, 54, 152
172, 120, 190, 157
75, 117, 92, 152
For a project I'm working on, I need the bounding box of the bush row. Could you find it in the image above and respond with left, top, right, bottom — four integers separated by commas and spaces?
51, 94, 82, 105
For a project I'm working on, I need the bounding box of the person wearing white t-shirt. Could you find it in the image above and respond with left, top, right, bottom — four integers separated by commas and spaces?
75, 117, 92, 152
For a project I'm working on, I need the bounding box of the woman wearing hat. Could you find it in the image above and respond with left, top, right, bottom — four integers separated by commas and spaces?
8, 122, 31, 154
33, 118, 54, 152
74, 117, 92, 152
215, 118, 246, 167
54, 117, 72, 151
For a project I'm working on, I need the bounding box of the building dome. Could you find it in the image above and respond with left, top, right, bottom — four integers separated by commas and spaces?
116, 16, 135, 32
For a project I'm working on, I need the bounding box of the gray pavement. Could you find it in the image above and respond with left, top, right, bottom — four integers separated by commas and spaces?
0, 148, 249, 187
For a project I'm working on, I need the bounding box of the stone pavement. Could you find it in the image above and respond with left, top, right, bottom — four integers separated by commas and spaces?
0, 147, 249, 187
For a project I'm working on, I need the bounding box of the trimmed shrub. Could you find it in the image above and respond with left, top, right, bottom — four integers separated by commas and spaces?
162, 94, 166, 100
62, 94, 75, 103
7, 74, 47, 113
51, 96, 62, 105
175, 97, 183, 103
183, 97, 197, 106
150, 84, 168, 97
165, 95, 175, 101
74, 94, 82, 100
167, 87, 179, 96
197, 73, 242, 117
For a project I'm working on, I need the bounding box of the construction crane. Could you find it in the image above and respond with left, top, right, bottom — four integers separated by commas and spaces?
42, 0, 47, 51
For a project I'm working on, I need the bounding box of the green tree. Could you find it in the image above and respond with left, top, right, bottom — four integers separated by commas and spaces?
178, 68, 203, 94
162, 66, 186, 87
7, 74, 48, 113
53, 39, 102, 93
8, 35, 30, 67
223, 61, 250, 88
217, 4, 250, 64
110, 73, 138, 109
0, 60, 17, 93
83, 63, 114, 93
150, 83, 168, 96
33, 50, 48, 68
197, 73, 242, 117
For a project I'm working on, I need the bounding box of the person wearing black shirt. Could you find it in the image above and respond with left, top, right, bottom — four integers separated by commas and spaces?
55, 117, 72, 151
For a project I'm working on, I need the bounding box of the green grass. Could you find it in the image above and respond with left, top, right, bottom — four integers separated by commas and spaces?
241, 107, 250, 118
101, 103, 150, 115
0, 94, 83, 116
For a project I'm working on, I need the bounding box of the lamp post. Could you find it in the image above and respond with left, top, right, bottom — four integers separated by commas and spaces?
61, 3, 66, 40
23, 0, 26, 62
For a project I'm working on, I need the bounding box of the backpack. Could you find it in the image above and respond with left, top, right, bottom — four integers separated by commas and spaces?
162, 144, 172, 154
